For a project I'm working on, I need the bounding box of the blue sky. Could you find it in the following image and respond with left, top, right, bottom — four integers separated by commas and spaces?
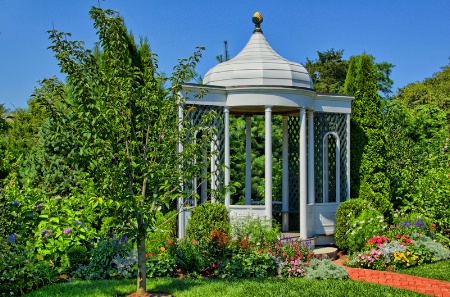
1, 0, 449, 110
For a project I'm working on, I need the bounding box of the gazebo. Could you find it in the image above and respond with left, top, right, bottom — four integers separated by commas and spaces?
178, 12, 353, 245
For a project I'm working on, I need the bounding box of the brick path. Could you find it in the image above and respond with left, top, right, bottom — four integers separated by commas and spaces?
334, 257, 450, 297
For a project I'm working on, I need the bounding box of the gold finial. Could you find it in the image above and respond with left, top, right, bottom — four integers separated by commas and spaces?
252, 12, 263, 33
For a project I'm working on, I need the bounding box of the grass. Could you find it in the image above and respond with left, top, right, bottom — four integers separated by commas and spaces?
397, 259, 450, 282
25, 277, 428, 297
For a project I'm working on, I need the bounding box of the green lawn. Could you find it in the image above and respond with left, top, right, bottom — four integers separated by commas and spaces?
25, 277, 428, 297
397, 259, 450, 282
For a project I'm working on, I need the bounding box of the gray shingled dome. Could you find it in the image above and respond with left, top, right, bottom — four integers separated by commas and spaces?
203, 32, 313, 89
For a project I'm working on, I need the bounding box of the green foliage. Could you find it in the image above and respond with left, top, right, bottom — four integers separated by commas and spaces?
304, 259, 348, 279
410, 234, 450, 262
0, 240, 57, 296
171, 238, 210, 274
346, 209, 387, 253
335, 198, 366, 250
215, 250, 277, 279
186, 203, 230, 241
230, 215, 280, 247
384, 65, 450, 232
344, 53, 391, 213
146, 251, 176, 278
145, 210, 176, 255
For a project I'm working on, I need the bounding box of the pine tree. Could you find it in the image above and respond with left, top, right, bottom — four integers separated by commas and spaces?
344, 54, 391, 213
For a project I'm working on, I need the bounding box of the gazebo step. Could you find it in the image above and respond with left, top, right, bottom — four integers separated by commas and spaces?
312, 247, 338, 260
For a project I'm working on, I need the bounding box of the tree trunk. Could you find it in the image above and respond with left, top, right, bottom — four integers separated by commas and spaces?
136, 230, 147, 294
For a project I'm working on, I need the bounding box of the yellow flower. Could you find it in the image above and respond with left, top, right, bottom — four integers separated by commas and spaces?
37, 254, 44, 261
49, 260, 54, 267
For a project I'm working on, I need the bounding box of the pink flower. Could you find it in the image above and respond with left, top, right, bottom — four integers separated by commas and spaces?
192, 239, 197, 245
63, 228, 72, 235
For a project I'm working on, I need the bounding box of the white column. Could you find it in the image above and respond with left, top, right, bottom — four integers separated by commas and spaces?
177, 104, 185, 239
265, 106, 273, 220
281, 116, 289, 232
245, 116, 252, 205
224, 107, 230, 209
211, 135, 217, 203
346, 113, 351, 200
307, 110, 315, 205
299, 108, 307, 240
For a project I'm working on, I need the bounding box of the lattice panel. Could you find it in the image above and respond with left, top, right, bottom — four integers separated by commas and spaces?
288, 116, 300, 231
184, 105, 225, 204
314, 113, 348, 203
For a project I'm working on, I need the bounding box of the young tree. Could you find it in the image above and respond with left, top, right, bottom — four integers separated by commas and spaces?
344, 54, 391, 213
43, 7, 212, 294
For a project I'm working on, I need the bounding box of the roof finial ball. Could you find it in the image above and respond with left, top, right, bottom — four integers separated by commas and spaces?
252, 12, 263, 33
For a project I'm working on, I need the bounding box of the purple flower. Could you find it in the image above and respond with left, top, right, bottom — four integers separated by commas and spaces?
7, 234, 17, 242
121, 236, 128, 243
32, 203, 45, 210
63, 228, 72, 235
41, 229, 52, 238
11, 201, 20, 206
75, 221, 82, 225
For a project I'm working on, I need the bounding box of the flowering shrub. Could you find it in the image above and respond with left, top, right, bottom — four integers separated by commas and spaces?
346, 209, 388, 253
146, 246, 176, 278
349, 249, 387, 270
268, 238, 314, 277
215, 250, 277, 278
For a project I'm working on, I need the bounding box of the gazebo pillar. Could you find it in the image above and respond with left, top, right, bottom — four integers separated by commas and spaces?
265, 106, 273, 220
281, 116, 289, 231
346, 113, 351, 200
299, 108, 307, 239
224, 106, 230, 208
245, 116, 252, 205
307, 110, 315, 205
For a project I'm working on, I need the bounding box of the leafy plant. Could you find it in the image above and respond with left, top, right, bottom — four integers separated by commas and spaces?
230, 215, 280, 248
215, 250, 277, 278
146, 250, 176, 278
111, 249, 138, 279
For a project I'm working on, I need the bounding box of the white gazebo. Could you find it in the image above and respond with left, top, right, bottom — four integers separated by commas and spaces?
178, 12, 353, 244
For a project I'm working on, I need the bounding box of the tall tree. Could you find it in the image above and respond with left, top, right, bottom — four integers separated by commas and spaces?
43, 7, 212, 294
305, 49, 349, 94
344, 53, 391, 213
305, 49, 395, 97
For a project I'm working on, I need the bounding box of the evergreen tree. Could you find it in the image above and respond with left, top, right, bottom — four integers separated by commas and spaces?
344, 54, 391, 213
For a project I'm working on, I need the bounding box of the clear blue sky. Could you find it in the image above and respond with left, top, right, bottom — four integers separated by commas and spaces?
1, 0, 449, 110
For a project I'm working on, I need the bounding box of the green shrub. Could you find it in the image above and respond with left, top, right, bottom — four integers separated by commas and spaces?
185, 203, 230, 241
346, 209, 387, 253
231, 215, 280, 247
305, 259, 348, 279
335, 198, 366, 250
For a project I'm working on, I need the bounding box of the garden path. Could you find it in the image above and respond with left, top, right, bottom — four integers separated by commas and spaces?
334, 256, 450, 297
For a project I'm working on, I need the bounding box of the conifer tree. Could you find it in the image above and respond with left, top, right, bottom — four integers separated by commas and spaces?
344, 54, 391, 213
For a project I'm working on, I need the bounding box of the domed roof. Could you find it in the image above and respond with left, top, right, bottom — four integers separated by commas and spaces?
203, 13, 312, 89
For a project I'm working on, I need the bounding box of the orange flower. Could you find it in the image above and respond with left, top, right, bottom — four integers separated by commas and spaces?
146, 253, 153, 257
160, 247, 166, 252
257, 249, 264, 254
